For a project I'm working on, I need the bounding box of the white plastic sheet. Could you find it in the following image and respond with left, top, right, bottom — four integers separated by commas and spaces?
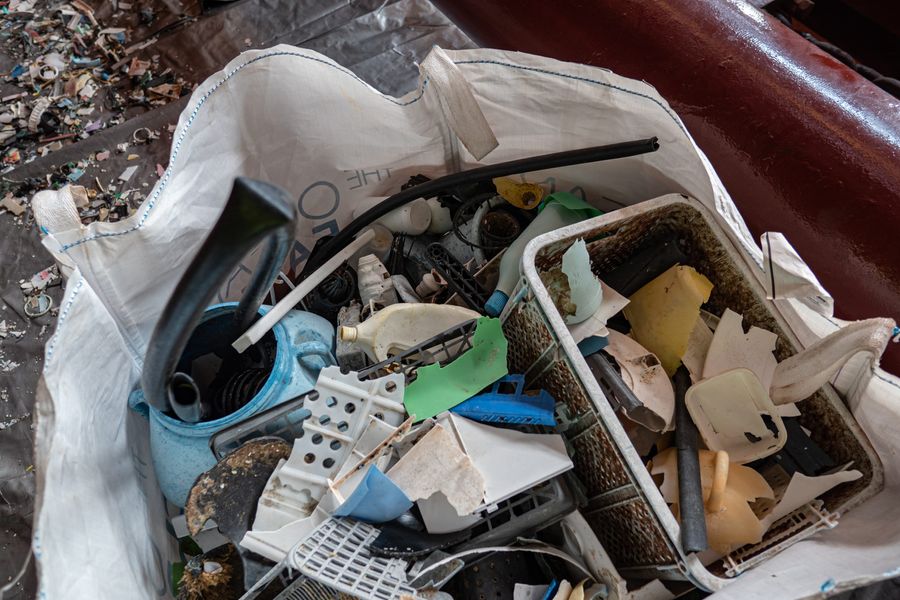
32, 46, 899, 599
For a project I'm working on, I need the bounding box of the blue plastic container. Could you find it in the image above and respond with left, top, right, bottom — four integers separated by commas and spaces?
130, 303, 334, 506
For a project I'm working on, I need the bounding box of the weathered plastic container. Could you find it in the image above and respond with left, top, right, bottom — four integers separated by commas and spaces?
502, 193, 883, 591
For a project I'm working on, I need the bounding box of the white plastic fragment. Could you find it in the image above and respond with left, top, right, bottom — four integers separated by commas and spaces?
702, 308, 778, 390
686, 368, 786, 463
118, 165, 138, 182
567, 280, 629, 343
233, 228, 376, 352
514, 583, 550, 600
444, 413, 574, 507
762, 465, 862, 527
681, 317, 714, 382
387, 422, 485, 516
603, 330, 675, 431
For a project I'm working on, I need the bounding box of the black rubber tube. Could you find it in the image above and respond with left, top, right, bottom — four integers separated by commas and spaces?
142, 177, 296, 414
303, 138, 659, 275
674, 366, 709, 553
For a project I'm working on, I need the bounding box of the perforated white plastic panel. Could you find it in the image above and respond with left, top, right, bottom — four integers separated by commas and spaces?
254, 368, 405, 529
289, 518, 419, 600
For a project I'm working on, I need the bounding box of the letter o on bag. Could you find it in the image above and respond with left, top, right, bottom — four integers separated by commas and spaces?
298, 181, 339, 220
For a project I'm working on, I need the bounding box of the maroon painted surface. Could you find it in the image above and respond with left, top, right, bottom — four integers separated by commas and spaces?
436, 0, 900, 373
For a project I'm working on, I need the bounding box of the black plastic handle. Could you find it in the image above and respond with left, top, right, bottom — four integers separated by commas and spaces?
141, 177, 296, 414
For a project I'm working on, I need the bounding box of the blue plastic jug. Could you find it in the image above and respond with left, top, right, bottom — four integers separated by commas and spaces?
133, 177, 336, 507
130, 303, 333, 506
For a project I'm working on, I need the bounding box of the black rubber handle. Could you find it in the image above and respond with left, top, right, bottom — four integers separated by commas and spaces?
142, 177, 296, 414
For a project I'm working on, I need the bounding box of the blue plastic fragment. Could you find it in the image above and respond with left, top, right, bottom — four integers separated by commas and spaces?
541, 579, 560, 600
67, 168, 85, 182
10, 64, 25, 78
333, 465, 413, 523
577, 334, 609, 357
71, 56, 102, 67
450, 374, 556, 426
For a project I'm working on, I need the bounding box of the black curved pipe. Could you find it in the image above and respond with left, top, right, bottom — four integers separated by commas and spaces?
142, 177, 296, 416
302, 138, 659, 275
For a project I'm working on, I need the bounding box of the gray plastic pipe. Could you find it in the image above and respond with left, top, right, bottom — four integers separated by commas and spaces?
674, 366, 708, 554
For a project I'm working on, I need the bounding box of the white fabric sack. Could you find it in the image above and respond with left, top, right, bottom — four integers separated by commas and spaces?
32, 46, 899, 599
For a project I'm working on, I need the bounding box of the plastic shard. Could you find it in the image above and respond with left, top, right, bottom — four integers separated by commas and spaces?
702, 309, 777, 390
552, 239, 603, 324
403, 317, 509, 422
681, 316, 714, 382
493, 177, 544, 210
602, 330, 675, 431
761, 466, 862, 527
650, 448, 774, 554
386, 423, 486, 516
443, 413, 574, 507
567, 280, 630, 344
623, 265, 713, 376
685, 368, 786, 463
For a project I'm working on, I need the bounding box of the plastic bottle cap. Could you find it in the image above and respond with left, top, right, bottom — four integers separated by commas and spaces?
339, 325, 358, 342
484, 290, 509, 317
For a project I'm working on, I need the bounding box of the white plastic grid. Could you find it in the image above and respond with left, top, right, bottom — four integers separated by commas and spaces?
289, 519, 419, 600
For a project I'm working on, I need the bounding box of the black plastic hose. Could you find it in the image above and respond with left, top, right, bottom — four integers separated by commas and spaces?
142, 177, 296, 417
302, 138, 659, 275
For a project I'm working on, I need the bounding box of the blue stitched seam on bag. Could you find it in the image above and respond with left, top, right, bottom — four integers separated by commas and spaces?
453, 59, 689, 136
45, 276, 84, 361
52, 53, 896, 389
58, 50, 430, 252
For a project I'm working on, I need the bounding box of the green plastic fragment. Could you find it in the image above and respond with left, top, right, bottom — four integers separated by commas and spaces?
404, 317, 509, 422
537, 191, 602, 219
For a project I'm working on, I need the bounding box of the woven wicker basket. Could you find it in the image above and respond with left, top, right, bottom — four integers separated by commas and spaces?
504, 194, 883, 591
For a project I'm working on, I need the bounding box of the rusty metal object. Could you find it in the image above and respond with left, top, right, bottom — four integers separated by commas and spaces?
186, 437, 291, 539
433, 0, 900, 374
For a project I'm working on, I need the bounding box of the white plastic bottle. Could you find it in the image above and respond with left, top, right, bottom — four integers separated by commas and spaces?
338, 303, 480, 362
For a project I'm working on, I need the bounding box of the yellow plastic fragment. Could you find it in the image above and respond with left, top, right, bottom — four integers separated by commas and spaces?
649, 448, 774, 554
623, 265, 713, 375
492, 177, 544, 210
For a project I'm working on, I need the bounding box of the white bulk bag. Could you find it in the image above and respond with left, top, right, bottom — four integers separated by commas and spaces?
32, 46, 899, 599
